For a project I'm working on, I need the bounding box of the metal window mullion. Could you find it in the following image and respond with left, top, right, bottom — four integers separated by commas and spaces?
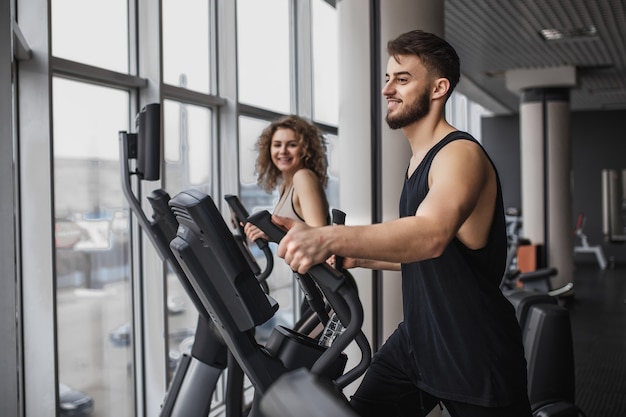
12, 20, 32, 60
136, 0, 165, 415
217, 0, 239, 212
238, 102, 338, 137
293, 0, 313, 117
1, 5, 21, 417
16, 0, 58, 415
51, 56, 147, 89
238, 103, 286, 123
207, 0, 220, 214
162, 83, 226, 108
208, 0, 218, 96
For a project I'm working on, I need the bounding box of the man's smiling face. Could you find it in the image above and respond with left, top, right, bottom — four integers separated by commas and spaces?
383, 54, 433, 130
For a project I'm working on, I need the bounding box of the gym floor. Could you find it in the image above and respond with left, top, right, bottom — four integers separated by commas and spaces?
568, 263, 626, 417
437, 263, 624, 417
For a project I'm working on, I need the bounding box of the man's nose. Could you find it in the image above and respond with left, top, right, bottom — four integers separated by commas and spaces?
382, 80, 393, 96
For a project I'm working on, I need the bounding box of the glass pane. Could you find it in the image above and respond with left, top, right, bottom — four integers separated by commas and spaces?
51, 0, 129, 73
162, 0, 211, 94
237, 0, 291, 113
163, 100, 213, 194
469, 101, 492, 141
163, 100, 213, 379
312, 0, 339, 125
455, 93, 468, 131
239, 116, 272, 199
325, 132, 340, 210
53, 77, 133, 417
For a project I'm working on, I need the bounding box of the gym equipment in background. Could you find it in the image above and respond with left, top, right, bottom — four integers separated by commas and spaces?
602, 169, 626, 243
573, 213, 607, 270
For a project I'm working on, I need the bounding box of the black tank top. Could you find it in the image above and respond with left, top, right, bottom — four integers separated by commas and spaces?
399, 131, 528, 406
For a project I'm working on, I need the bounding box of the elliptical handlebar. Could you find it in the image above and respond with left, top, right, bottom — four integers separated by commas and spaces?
224, 194, 270, 250
246, 210, 371, 388
331, 209, 347, 270
246, 210, 345, 291
224, 194, 274, 285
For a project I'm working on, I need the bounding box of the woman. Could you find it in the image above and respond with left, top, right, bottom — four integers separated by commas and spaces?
244, 115, 330, 242
244, 115, 331, 337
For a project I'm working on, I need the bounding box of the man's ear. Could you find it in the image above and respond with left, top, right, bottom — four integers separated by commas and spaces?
432, 78, 450, 100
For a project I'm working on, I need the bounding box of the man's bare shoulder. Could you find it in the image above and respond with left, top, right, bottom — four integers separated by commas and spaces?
435, 137, 488, 168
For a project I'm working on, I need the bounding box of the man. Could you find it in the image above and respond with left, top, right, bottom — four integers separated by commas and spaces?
273, 30, 532, 417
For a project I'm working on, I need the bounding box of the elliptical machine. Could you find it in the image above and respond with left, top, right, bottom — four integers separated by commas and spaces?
120, 103, 371, 416
120, 104, 277, 416
500, 209, 584, 416
501, 207, 572, 297
167, 190, 372, 416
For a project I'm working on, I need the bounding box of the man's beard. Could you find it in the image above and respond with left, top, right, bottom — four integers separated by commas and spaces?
385, 89, 431, 130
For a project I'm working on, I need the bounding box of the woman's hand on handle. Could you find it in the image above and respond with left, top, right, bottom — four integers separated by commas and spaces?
243, 222, 269, 243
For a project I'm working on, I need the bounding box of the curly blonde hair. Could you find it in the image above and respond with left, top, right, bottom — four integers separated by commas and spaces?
255, 115, 329, 193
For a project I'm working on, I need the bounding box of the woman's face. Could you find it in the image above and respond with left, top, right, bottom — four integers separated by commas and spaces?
270, 128, 304, 177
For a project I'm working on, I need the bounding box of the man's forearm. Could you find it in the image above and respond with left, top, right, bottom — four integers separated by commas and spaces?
355, 258, 401, 271
325, 218, 446, 265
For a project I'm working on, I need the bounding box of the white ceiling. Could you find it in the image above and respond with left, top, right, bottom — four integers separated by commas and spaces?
444, 0, 626, 114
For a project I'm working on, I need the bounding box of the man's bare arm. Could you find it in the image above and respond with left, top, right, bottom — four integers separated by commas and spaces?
353, 258, 401, 271
276, 140, 493, 274
275, 215, 451, 274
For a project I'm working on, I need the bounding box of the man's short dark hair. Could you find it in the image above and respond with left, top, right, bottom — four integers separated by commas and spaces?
387, 30, 461, 99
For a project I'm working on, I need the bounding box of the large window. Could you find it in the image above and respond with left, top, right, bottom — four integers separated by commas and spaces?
162, 0, 212, 94
238, 116, 275, 211
162, 100, 214, 380
236, 0, 291, 113
45, 1, 339, 416
163, 100, 213, 194
312, 0, 339, 125
446, 91, 493, 141
53, 77, 133, 417
51, 0, 129, 73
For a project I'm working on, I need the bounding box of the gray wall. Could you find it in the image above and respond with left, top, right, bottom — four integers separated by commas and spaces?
482, 109, 626, 265
482, 114, 521, 212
